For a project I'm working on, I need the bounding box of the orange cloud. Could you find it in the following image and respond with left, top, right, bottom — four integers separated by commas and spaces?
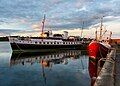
32, 24, 41, 30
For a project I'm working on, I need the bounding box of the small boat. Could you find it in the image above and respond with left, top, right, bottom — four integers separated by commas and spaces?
88, 17, 112, 61
8, 15, 89, 52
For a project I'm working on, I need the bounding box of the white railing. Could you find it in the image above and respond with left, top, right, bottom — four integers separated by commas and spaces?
10, 37, 84, 45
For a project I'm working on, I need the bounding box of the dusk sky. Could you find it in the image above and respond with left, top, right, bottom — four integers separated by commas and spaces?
0, 0, 120, 38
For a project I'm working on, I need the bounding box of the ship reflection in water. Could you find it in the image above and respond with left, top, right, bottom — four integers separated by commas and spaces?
9, 50, 90, 86
10, 50, 85, 67
88, 57, 104, 86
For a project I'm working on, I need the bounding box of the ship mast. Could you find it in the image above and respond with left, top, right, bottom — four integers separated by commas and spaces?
108, 31, 112, 43
81, 21, 84, 38
99, 17, 103, 41
95, 28, 98, 41
41, 14, 46, 37
109, 31, 112, 40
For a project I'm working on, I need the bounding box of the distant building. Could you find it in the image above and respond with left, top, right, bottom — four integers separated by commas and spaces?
111, 39, 120, 44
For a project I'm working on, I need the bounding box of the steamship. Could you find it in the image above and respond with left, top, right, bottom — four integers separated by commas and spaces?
9, 15, 88, 52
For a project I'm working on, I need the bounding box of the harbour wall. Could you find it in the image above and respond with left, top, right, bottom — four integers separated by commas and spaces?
94, 44, 120, 86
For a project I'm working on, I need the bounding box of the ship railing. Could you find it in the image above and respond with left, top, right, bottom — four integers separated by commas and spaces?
10, 38, 83, 45
9, 37, 20, 43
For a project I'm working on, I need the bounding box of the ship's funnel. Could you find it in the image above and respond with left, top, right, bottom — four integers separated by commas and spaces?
63, 31, 68, 39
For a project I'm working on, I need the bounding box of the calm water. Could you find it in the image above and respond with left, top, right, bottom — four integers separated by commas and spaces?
0, 42, 91, 86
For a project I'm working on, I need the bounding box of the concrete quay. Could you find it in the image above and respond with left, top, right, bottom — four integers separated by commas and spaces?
94, 47, 120, 86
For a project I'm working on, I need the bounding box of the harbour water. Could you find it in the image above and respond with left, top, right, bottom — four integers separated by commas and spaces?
0, 42, 91, 86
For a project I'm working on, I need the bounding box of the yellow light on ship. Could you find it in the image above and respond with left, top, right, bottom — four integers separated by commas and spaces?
40, 33, 47, 38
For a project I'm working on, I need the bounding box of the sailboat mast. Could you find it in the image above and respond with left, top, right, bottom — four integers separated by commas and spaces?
41, 14, 46, 35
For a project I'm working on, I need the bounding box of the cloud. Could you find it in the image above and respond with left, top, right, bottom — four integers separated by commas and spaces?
0, 29, 21, 36
0, 0, 120, 37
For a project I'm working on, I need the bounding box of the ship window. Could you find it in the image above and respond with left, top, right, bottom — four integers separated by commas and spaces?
63, 42, 65, 44
39, 42, 41, 44
57, 42, 59, 44
54, 42, 56, 44
43, 42, 45, 44
35, 42, 37, 44
47, 42, 49, 44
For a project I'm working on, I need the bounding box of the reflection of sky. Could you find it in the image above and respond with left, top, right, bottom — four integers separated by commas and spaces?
0, 0, 120, 38
0, 42, 11, 67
